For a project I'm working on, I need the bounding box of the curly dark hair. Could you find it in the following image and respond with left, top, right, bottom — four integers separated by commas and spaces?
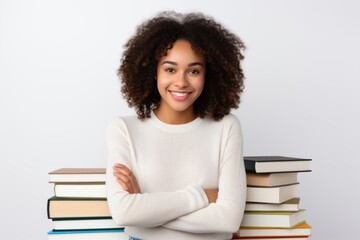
118, 11, 246, 121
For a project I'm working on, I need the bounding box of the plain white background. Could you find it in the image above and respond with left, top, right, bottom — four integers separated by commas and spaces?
1, 0, 359, 239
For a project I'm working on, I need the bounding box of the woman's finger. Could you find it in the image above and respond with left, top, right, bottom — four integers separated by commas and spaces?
115, 177, 130, 192
113, 164, 140, 193
113, 171, 134, 193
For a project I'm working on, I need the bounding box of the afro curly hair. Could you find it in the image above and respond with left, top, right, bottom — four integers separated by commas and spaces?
118, 11, 246, 121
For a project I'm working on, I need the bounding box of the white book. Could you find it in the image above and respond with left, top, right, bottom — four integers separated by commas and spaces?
54, 183, 106, 198
245, 197, 300, 211
241, 210, 305, 228
246, 184, 298, 204
53, 218, 120, 230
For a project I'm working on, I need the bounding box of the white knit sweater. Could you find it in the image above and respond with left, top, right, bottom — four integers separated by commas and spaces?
106, 111, 246, 240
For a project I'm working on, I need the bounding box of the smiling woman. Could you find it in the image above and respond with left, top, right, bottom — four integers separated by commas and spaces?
155, 39, 206, 124
106, 11, 247, 240
119, 11, 245, 121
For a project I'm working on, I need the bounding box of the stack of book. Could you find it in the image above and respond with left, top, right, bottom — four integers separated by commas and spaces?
234, 156, 312, 240
47, 168, 126, 240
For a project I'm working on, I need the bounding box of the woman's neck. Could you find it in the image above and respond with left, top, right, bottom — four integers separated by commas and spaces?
153, 107, 197, 125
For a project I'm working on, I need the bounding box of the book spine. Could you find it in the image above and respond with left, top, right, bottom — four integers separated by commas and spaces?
244, 160, 256, 173
47, 198, 51, 219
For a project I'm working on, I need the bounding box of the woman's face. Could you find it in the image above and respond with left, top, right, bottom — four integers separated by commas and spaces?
156, 39, 205, 121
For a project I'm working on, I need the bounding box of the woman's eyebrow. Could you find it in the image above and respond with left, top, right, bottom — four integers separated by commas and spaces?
161, 61, 204, 67
188, 62, 203, 67
161, 61, 177, 66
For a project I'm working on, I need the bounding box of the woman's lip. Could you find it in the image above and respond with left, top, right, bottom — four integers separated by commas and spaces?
169, 90, 192, 93
169, 90, 192, 101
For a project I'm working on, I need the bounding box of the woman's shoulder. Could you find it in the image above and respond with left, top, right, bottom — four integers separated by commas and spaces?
200, 113, 241, 134
222, 113, 240, 123
107, 115, 140, 130
109, 114, 141, 121
214, 113, 242, 133
205, 113, 241, 127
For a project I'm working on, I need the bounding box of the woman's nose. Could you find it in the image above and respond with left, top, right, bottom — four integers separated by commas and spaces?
174, 72, 190, 88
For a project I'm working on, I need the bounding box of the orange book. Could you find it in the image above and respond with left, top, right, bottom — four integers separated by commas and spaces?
246, 172, 298, 187
47, 196, 111, 219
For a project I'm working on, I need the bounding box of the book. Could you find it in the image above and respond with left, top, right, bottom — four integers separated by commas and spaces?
48, 228, 127, 240
244, 156, 312, 173
53, 218, 120, 230
246, 172, 298, 187
233, 237, 309, 240
235, 221, 311, 238
245, 197, 300, 212
49, 168, 106, 183
47, 196, 111, 219
240, 210, 306, 228
54, 183, 106, 198
247, 183, 298, 204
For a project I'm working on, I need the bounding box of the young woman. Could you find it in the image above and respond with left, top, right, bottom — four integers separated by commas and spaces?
106, 11, 247, 240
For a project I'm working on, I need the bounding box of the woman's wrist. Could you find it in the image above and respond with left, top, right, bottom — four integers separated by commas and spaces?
203, 189, 218, 203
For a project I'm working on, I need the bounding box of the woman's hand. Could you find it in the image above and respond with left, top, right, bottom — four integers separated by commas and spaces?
204, 189, 218, 203
113, 163, 141, 194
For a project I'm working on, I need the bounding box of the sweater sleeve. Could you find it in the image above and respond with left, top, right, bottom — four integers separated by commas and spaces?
106, 117, 209, 227
162, 115, 247, 233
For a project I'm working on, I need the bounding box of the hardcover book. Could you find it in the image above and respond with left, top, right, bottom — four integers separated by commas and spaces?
49, 168, 106, 183
53, 217, 120, 230
246, 183, 298, 204
232, 237, 309, 240
245, 197, 300, 212
47, 196, 111, 219
246, 172, 298, 187
54, 183, 106, 198
244, 156, 312, 173
48, 228, 126, 240
240, 210, 306, 228
235, 221, 311, 238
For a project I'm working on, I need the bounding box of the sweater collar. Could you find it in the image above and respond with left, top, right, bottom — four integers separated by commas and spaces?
149, 110, 202, 132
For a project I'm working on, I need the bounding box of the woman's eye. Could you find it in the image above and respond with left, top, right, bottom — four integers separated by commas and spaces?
165, 68, 175, 73
189, 69, 200, 74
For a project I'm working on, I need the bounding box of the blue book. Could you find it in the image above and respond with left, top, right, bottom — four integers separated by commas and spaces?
48, 228, 126, 239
